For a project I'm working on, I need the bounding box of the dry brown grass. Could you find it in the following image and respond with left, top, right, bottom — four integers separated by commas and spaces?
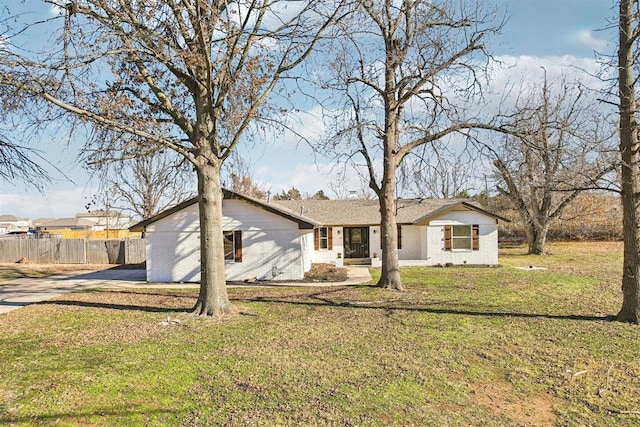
0, 242, 638, 426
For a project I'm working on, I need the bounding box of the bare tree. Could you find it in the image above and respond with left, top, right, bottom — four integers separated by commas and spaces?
320, 0, 503, 290
221, 152, 266, 200
0, 135, 50, 189
0, 0, 341, 317
616, 0, 640, 323
89, 146, 195, 220
398, 145, 478, 199
486, 73, 616, 255
0, 8, 50, 190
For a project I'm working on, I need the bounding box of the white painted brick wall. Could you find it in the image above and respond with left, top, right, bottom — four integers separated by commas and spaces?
373, 211, 500, 266
145, 200, 311, 282
426, 211, 499, 265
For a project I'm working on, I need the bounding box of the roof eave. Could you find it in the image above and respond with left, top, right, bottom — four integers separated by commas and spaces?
129, 189, 317, 232
413, 201, 511, 225
129, 197, 198, 232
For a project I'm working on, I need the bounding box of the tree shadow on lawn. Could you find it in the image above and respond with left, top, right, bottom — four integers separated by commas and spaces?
33, 287, 614, 322
239, 286, 614, 322
34, 290, 193, 314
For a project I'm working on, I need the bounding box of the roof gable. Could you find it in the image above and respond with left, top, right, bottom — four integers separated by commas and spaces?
129, 189, 317, 232
413, 201, 511, 225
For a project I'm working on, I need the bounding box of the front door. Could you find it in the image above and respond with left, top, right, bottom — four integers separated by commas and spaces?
344, 227, 370, 258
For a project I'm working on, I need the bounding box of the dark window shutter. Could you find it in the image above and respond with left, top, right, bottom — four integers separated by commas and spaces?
472, 224, 479, 251
397, 225, 402, 250
234, 230, 243, 262
314, 228, 319, 250
328, 227, 333, 250
444, 225, 452, 251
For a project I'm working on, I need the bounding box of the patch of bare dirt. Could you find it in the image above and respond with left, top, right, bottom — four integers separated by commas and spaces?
473, 382, 557, 426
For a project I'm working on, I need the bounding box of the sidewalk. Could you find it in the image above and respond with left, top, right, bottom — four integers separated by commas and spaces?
0, 266, 372, 314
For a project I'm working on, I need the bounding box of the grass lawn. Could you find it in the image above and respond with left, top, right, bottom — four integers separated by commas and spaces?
1, 241, 639, 426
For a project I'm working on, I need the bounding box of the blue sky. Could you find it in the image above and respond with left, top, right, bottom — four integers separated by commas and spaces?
0, 0, 617, 219
494, 0, 615, 57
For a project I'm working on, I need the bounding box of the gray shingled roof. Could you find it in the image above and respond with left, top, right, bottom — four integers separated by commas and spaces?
272, 198, 504, 226
130, 190, 509, 232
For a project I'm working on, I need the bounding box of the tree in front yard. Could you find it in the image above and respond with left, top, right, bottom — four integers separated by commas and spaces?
487, 72, 616, 255
616, 0, 640, 323
319, 0, 504, 290
0, 0, 342, 318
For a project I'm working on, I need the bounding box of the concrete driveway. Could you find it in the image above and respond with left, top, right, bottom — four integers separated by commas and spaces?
0, 266, 372, 315
0, 268, 147, 315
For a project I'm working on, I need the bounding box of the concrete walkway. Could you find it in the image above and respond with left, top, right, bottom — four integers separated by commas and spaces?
0, 266, 372, 315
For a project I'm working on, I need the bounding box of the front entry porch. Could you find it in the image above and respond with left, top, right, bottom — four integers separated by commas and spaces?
343, 227, 370, 265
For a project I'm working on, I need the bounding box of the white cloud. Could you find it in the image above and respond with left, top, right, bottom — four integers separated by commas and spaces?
490, 55, 605, 86
0, 187, 97, 219
483, 54, 610, 117
575, 29, 609, 52
49, 3, 65, 16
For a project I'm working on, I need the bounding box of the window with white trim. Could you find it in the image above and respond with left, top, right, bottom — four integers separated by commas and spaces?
444, 224, 479, 251
319, 227, 329, 249
314, 227, 333, 250
452, 225, 472, 249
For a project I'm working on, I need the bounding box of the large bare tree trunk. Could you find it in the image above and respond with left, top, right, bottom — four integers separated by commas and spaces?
376, 67, 404, 290
526, 223, 549, 255
617, 0, 640, 323
192, 160, 235, 317
377, 162, 403, 290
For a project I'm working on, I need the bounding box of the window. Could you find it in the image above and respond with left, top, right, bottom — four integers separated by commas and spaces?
444, 225, 479, 251
319, 227, 329, 249
314, 227, 333, 250
223, 230, 243, 262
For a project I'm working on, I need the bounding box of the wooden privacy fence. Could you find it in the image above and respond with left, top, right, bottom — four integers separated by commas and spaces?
0, 238, 146, 264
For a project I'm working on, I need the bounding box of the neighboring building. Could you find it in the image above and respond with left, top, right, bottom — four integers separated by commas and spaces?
0, 215, 32, 234
76, 210, 135, 230
34, 218, 99, 231
131, 189, 509, 283
33, 212, 140, 239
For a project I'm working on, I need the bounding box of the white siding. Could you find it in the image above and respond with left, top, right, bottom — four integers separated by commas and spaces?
146, 200, 309, 282
300, 231, 314, 273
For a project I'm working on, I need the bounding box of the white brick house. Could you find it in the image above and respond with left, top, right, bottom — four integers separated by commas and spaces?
273, 198, 508, 268
130, 190, 316, 282
130, 190, 508, 283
